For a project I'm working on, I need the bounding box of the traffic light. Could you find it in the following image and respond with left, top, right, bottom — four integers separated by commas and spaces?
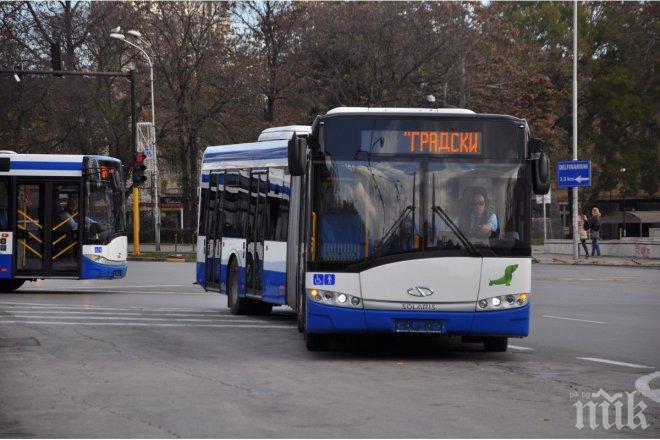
132, 153, 147, 187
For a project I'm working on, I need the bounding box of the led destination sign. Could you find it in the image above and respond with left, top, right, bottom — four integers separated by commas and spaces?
403, 130, 481, 154
361, 130, 482, 155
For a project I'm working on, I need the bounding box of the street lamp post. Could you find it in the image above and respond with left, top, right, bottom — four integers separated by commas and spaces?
571, 0, 579, 260
110, 30, 161, 251
620, 167, 627, 238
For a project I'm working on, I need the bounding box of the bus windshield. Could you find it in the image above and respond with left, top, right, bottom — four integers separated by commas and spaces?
84, 159, 125, 244
312, 117, 530, 269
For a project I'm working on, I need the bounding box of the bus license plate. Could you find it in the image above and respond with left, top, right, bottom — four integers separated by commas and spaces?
394, 319, 444, 334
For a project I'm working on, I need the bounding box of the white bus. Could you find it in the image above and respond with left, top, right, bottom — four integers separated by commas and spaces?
0, 152, 128, 291
196, 108, 549, 351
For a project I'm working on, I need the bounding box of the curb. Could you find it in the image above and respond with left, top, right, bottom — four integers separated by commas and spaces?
532, 257, 660, 268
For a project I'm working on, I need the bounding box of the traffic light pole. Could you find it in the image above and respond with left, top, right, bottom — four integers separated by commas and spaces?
129, 69, 141, 256
1, 67, 142, 255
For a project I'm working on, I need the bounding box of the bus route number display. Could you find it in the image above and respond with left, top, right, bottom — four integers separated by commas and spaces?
403, 131, 481, 154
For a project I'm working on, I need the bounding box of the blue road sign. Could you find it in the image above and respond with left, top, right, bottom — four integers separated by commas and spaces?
557, 160, 591, 188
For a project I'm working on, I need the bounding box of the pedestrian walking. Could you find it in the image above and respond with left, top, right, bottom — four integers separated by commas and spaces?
588, 207, 602, 256
578, 211, 589, 258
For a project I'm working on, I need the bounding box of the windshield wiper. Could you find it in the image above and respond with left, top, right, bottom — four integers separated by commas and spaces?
431, 205, 481, 257
364, 204, 415, 265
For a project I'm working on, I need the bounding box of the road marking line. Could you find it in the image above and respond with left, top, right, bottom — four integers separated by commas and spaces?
577, 357, 654, 369
8, 315, 289, 323
24, 284, 194, 290
21, 290, 206, 295
635, 371, 660, 404
509, 345, 534, 351
0, 309, 294, 321
0, 310, 236, 317
543, 315, 605, 324
0, 302, 216, 312
0, 320, 294, 329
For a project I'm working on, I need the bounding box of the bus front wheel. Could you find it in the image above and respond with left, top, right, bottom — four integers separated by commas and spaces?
227, 262, 250, 315
483, 337, 508, 352
297, 291, 305, 333
0, 280, 25, 293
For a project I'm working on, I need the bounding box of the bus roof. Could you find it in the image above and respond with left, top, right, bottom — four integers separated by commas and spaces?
325, 107, 476, 116
258, 125, 312, 141
0, 153, 120, 177
202, 139, 290, 173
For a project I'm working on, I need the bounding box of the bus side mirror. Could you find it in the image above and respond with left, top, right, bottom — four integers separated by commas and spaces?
533, 152, 550, 195
288, 133, 307, 176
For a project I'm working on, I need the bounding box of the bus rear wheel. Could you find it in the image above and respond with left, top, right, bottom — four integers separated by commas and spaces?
483, 337, 508, 352
227, 262, 250, 315
0, 280, 25, 293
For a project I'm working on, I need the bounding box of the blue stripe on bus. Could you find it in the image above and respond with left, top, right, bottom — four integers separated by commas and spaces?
262, 269, 286, 304
80, 256, 127, 280
203, 147, 287, 163
306, 300, 530, 336
10, 161, 82, 171
0, 254, 12, 279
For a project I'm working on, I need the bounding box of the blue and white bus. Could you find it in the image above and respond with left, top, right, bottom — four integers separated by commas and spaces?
196, 108, 549, 351
0, 152, 128, 291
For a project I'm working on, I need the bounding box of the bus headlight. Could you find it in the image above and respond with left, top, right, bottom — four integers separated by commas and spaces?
476, 292, 529, 311
307, 289, 362, 308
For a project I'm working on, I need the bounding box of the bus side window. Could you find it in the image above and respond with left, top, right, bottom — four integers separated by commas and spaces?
0, 180, 8, 230
198, 187, 208, 236
278, 173, 290, 242
223, 171, 239, 238
267, 169, 289, 242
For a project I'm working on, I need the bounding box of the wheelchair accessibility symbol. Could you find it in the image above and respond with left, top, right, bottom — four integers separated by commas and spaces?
313, 273, 335, 286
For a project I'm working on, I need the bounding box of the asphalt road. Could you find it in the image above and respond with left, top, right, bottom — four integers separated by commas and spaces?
0, 262, 658, 438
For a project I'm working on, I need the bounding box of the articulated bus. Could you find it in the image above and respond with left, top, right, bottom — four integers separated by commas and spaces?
0, 152, 128, 292
197, 108, 550, 351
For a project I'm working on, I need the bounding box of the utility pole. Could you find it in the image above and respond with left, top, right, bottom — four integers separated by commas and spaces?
572, 0, 579, 260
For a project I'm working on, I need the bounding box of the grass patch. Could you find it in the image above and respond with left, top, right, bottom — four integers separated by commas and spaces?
130, 251, 196, 262
531, 238, 544, 246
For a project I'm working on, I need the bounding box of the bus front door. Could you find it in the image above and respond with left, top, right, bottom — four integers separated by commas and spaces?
204, 172, 224, 290
246, 170, 267, 296
15, 181, 80, 277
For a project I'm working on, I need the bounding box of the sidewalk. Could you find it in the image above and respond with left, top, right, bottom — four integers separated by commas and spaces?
532, 246, 660, 267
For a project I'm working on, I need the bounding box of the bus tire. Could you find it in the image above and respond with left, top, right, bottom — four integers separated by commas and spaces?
483, 337, 508, 352
0, 280, 26, 292
297, 291, 305, 333
305, 333, 330, 351
227, 261, 250, 315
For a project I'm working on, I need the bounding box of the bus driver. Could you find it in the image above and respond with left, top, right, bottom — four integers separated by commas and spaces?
460, 187, 498, 240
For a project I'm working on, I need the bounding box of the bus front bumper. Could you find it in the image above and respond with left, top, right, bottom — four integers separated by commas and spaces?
306, 299, 529, 337
81, 256, 127, 280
